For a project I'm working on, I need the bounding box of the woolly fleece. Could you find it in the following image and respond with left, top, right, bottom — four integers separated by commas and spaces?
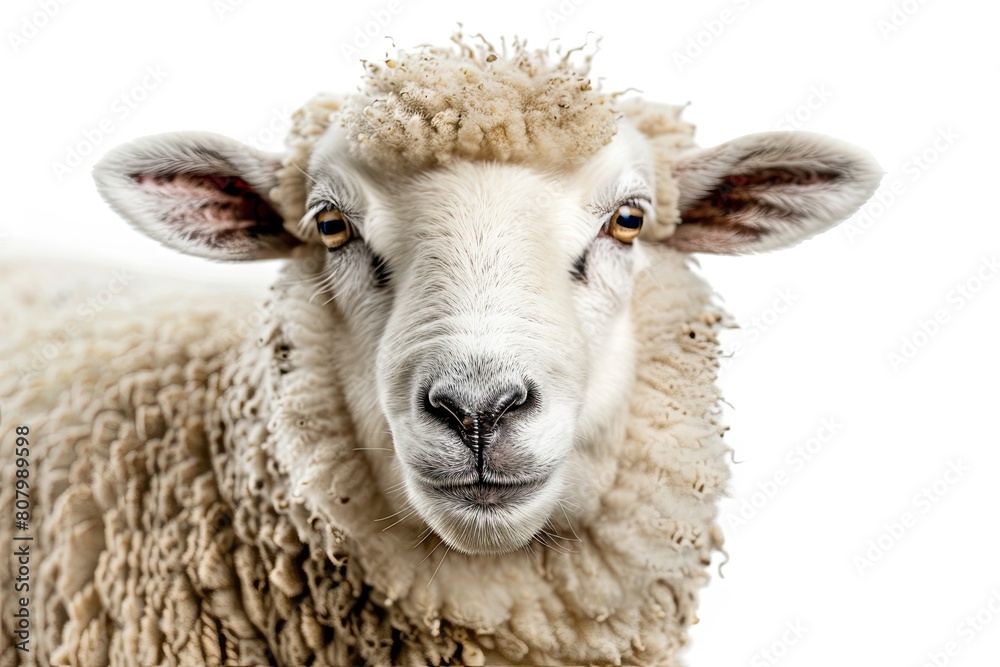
0, 244, 728, 666
1, 39, 730, 667
344, 36, 617, 172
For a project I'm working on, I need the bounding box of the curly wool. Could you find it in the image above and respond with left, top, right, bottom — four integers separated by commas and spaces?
269, 36, 621, 225
0, 246, 729, 666
345, 35, 618, 171
0, 37, 726, 667
270, 89, 696, 249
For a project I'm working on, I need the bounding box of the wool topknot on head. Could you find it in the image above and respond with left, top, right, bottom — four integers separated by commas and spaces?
272, 31, 697, 238
349, 32, 619, 170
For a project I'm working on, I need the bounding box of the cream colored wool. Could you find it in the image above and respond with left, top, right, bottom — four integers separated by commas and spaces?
273, 95, 696, 244
270, 35, 636, 229
343, 35, 617, 173
0, 39, 734, 667
0, 244, 728, 666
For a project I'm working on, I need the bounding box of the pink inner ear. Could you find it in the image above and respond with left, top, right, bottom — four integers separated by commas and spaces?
724, 167, 837, 190
132, 172, 283, 232
672, 166, 845, 253
685, 167, 843, 228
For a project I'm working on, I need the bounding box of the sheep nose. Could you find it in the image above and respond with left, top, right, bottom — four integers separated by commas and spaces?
424, 383, 533, 449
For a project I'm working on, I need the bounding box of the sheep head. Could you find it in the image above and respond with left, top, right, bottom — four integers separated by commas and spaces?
93, 37, 881, 556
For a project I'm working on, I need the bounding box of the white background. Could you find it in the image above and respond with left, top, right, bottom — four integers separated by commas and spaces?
2, 0, 998, 665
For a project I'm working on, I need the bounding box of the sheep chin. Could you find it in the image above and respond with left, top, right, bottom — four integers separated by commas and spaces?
403, 472, 565, 556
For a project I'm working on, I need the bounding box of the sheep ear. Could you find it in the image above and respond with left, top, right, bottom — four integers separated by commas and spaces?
93, 132, 302, 261
667, 132, 882, 254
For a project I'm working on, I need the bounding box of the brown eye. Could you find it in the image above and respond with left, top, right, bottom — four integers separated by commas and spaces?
316, 209, 353, 250
608, 206, 644, 244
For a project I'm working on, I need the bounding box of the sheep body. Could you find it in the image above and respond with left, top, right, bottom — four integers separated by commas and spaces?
2, 33, 881, 666
0, 247, 728, 666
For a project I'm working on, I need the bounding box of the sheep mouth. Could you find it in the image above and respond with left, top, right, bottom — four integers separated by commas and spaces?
420, 478, 546, 508
407, 473, 563, 554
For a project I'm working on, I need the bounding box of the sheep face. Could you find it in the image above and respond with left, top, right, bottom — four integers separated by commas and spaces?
294, 123, 655, 554
94, 107, 881, 556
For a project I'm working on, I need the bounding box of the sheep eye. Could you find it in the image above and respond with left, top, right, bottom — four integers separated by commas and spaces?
316, 209, 353, 250
607, 206, 644, 244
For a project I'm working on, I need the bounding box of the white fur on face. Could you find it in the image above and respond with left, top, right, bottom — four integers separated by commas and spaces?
306, 126, 653, 554
94, 114, 879, 557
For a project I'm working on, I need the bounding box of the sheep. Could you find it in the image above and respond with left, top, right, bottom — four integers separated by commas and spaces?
0, 35, 881, 666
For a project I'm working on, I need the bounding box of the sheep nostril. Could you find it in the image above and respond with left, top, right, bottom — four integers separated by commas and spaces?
425, 392, 470, 440
424, 382, 535, 442
488, 385, 531, 428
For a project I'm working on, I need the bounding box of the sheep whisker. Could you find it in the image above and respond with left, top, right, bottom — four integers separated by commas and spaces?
410, 526, 435, 550
426, 546, 451, 590
380, 509, 416, 532
374, 504, 412, 522
419, 537, 444, 566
